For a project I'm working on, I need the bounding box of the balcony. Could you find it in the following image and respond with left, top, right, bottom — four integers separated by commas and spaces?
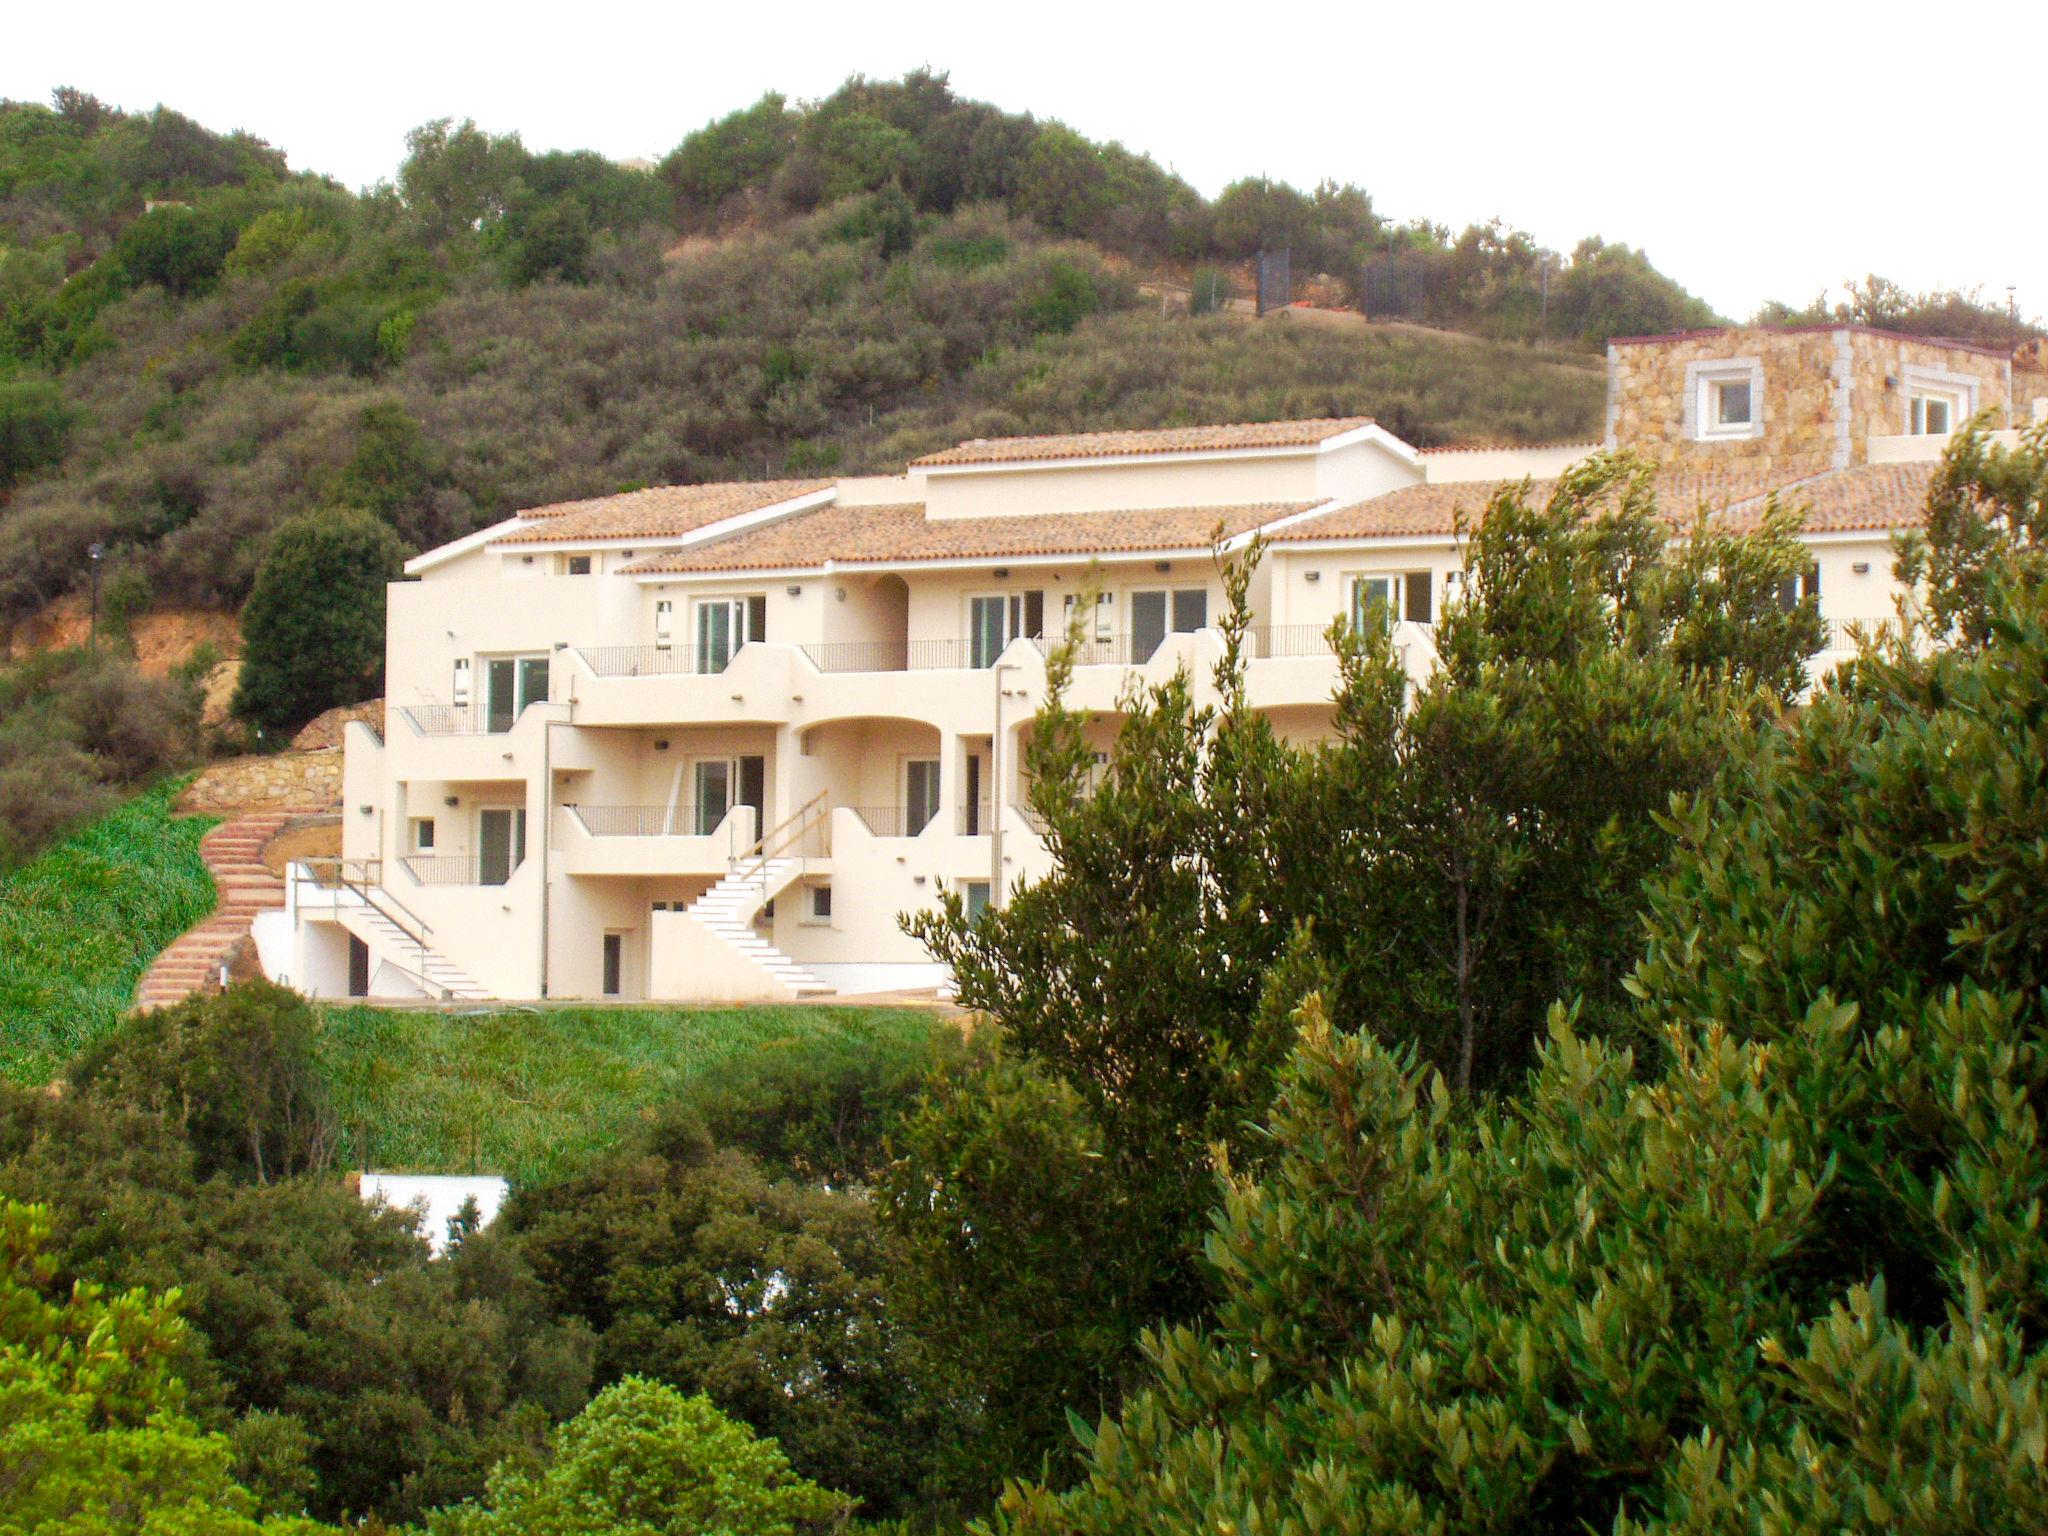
401, 854, 523, 886
556, 804, 759, 877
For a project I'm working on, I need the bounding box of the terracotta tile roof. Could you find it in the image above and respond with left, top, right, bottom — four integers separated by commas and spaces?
1279, 460, 1933, 544
493, 479, 833, 545
621, 501, 1316, 575
1718, 460, 1938, 535
912, 417, 1376, 468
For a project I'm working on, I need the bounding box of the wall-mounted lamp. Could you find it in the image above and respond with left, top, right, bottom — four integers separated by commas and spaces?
1884, 375, 1898, 390
1304, 570, 1321, 583
445, 795, 460, 807
501, 751, 514, 761
445, 628, 456, 638
993, 567, 1010, 580
522, 555, 534, 564
553, 640, 567, 651
913, 874, 927, 885
1852, 561, 1871, 575
786, 584, 802, 597
834, 586, 846, 602
653, 739, 670, 751
1154, 560, 1171, 573
791, 693, 803, 703
730, 693, 744, 703
358, 804, 374, 816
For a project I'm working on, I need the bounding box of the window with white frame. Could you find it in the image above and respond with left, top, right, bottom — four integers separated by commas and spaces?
411, 817, 435, 852
1900, 365, 1978, 437
1686, 358, 1765, 441
451, 657, 471, 707
1910, 391, 1958, 436
1347, 571, 1434, 631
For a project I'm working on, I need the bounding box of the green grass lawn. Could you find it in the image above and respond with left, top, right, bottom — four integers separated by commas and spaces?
0, 780, 216, 1086
316, 1001, 949, 1183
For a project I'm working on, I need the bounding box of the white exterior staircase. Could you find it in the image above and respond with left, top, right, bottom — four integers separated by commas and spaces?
686, 856, 834, 998
333, 893, 493, 1002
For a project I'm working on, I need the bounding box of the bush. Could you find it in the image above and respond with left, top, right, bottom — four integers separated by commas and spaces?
0, 373, 72, 489
232, 509, 405, 734
1019, 255, 1100, 335
73, 981, 338, 1183
1187, 266, 1231, 316
502, 1120, 946, 1520
114, 201, 239, 296
429, 1377, 850, 1536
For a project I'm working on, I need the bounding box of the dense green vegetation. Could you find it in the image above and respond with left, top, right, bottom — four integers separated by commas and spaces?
0, 777, 213, 1082
2, 428, 2041, 1530
985, 423, 2048, 1532
897, 453, 1825, 1480
317, 999, 954, 1183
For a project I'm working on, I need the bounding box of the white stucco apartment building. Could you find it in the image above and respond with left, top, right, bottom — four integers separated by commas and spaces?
270, 325, 2042, 1004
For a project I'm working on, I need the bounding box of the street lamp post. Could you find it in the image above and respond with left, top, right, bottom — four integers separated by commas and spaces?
989, 661, 1020, 912
87, 542, 104, 650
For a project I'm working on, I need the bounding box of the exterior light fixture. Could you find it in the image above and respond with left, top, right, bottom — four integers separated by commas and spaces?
834, 587, 846, 601
653, 739, 670, 750
993, 567, 1010, 580
1304, 570, 1321, 583
1154, 560, 1171, 573
358, 804, 374, 815
786, 584, 802, 597
445, 796, 459, 807
1852, 562, 1871, 575
730, 693, 743, 703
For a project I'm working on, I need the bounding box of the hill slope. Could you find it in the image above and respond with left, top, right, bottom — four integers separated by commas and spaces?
1, 76, 1673, 626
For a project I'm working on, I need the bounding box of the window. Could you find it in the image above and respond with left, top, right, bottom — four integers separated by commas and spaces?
654, 599, 674, 650
969, 590, 1045, 668
1910, 393, 1956, 435
692, 595, 767, 673
451, 658, 471, 708
477, 807, 527, 886
964, 880, 992, 920
1776, 562, 1821, 613
1688, 358, 1764, 441
904, 759, 941, 835
1711, 378, 1752, 429
411, 817, 435, 852
484, 656, 549, 732
1349, 571, 1434, 630
601, 933, 623, 997
566, 554, 593, 576
808, 884, 833, 922
691, 756, 765, 836
1130, 587, 1208, 661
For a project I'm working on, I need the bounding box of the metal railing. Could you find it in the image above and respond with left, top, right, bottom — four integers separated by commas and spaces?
956, 801, 994, 836
400, 704, 504, 735
1821, 616, 1901, 652
292, 857, 453, 999
566, 805, 722, 837
575, 644, 739, 677
1246, 623, 1340, 659
401, 854, 523, 887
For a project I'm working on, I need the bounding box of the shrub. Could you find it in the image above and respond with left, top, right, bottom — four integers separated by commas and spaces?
1018, 255, 1100, 335
73, 981, 339, 1183
0, 373, 72, 488
114, 201, 239, 296
502, 1121, 946, 1519
1187, 266, 1231, 316
429, 1377, 850, 1536
232, 509, 405, 734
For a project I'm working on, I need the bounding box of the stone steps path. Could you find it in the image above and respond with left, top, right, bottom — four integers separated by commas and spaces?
133, 809, 323, 1012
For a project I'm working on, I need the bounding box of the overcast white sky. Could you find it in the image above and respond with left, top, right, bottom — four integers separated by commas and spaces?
8, 0, 2044, 321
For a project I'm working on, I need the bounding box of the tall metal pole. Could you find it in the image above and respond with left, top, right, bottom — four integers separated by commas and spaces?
87, 542, 104, 650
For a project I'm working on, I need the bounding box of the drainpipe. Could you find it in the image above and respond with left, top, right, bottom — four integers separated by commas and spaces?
539, 716, 553, 999
990, 661, 1019, 910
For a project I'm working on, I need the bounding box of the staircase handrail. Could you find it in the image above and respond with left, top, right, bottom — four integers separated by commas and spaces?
730, 792, 830, 873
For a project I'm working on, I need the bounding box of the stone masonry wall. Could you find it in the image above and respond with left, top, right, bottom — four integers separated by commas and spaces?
1847, 332, 2011, 441
1608, 326, 2016, 473
1605, 328, 1841, 477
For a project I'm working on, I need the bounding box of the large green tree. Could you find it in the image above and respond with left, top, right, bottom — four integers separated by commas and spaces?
232, 509, 404, 734
988, 435, 2048, 1534
898, 453, 1823, 1482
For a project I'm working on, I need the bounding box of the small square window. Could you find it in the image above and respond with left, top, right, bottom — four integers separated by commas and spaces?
1713, 379, 1752, 428
567, 555, 593, 575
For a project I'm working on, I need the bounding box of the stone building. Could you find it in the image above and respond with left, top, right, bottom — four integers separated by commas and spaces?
1605, 325, 2018, 474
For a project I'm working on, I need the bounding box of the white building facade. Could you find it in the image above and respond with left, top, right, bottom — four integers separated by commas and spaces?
275, 328, 2039, 1004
